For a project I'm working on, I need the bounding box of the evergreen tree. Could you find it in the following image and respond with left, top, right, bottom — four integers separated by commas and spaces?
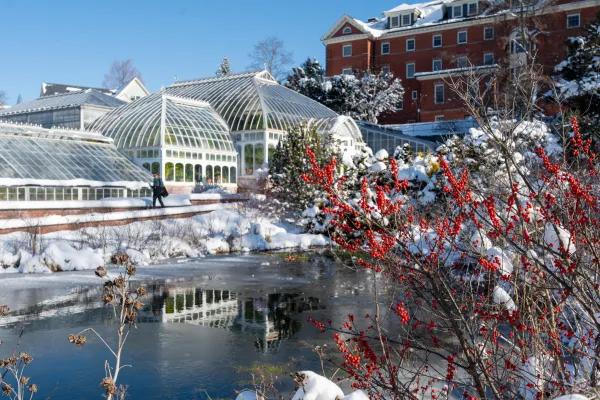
268, 124, 338, 214
554, 12, 600, 137
216, 56, 232, 77
285, 57, 326, 102
15, 94, 22, 105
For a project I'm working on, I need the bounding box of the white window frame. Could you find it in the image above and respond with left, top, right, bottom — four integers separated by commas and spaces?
406, 39, 416, 52
402, 14, 412, 26
432, 34, 442, 48
342, 68, 353, 75
453, 5, 463, 17
390, 15, 400, 28
381, 42, 390, 55
435, 84, 445, 104
343, 45, 352, 57
406, 63, 416, 79
435, 115, 445, 121
382, 65, 391, 74
432, 59, 442, 71
484, 27, 494, 40
458, 31, 467, 44
483, 52, 494, 65
342, 26, 352, 35
396, 98, 404, 110
567, 13, 580, 28
412, 90, 418, 100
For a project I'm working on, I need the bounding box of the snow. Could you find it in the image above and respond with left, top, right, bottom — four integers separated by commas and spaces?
291, 371, 344, 400
493, 286, 516, 311
0, 195, 191, 210
552, 396, 590, 400
369, 161, 387, 172
375, 149, 389, 161
544, 223, 576, 254
341, 390, 370, 400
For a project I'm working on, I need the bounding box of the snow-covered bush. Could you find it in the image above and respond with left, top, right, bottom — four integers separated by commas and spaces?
302, 116, 598, 399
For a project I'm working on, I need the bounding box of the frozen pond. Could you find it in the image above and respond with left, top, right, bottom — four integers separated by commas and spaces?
0, 253, 375, 399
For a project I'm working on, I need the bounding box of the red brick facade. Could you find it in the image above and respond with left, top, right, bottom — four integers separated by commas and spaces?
323, 0, 600, 123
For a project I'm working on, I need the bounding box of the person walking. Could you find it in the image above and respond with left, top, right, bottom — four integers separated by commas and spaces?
151, 172, 165, 208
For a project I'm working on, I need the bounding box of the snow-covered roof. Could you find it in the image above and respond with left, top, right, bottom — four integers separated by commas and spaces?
166, 70, 339, 133
0, 121, 151, 187
0, 89, 125, 117
114, 76, 150, 98
41, 82, 113, 97
88, 92, 234, 151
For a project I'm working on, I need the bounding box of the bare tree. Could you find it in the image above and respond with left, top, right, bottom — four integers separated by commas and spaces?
0, 91, 7, 107
102, 59, 143, 90
247, 37, 293, 81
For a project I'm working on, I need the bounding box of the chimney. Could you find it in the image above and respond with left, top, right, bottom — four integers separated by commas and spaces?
367, 17, 378, 23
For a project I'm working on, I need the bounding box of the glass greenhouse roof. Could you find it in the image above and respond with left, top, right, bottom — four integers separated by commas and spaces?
88, 93, 234, 151
0, 122, 152, 188
0, 89, 125, 117
166, 71, 340, 133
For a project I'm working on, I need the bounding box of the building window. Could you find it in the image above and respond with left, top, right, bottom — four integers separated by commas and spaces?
468, 3, 477, 15
342, 68, 353, 75
402, 14, 411, 26
484, 27, 494, 40
412, 90, 418, 100
453, 5, 463, 17
433, 34, 442, 48
406, 63, 415, 78
457, 56, 468, 68
382, 65, 390, 74
435, 84, 445, 104
396, 98, 403, 110
342, 26, 352, 35
567, 13, 580, 28
406, 39, 415, 51
343, 45, 352, 57
166, 162, 175, 181
458, 31, 467, 44
435, 115, 445, 121
382, 42, 390, 55
484, 53, 494, 65
390, 15, 400, 28
433, 59, 442, 71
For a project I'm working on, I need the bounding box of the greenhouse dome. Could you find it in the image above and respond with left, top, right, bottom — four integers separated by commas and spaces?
166, 71, 364, 177
89, 93, 238, 189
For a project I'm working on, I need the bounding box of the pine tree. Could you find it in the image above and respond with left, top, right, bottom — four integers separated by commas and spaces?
268, 124, 338, 214
554, 12, 600, 137
15, 94, 22, 105
284, 57, 325, 102
216, 56, 232, 77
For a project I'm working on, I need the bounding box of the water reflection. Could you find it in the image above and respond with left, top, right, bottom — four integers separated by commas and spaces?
140, 287, 324, 353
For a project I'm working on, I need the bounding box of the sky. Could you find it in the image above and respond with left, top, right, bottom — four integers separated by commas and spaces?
0, 0, 403, 103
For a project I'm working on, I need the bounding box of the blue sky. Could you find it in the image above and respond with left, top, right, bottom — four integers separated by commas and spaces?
0, 0, 402, 103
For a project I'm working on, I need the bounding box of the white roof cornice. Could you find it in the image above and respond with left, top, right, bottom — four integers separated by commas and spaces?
320, 14, 372, 42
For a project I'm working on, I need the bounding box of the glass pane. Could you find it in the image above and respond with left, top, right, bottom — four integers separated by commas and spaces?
65, 188, 72, 201
222, 166, 229, 183
245, 144, 254, 175
230, 167, 237, 183
185, 164, 193, 182
56, 188, 64, 201
214, 166, 222, 183
206, 165, 213, 182
166, 163, 175, 181
176, 163, 184, 182
195, 165, 202, 183
254, 144, 264, 170
0, 188, 6, 201
152, 162, 160, 175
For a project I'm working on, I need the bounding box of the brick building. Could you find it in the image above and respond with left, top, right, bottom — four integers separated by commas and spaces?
321, 0, 600, 123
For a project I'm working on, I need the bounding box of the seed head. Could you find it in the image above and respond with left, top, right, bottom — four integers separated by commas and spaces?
100, 377, 117, 395
28, 384, 38, 394
133, 300, 144, 311
19, 377, 30, 385
136, 287, 147, 297
2, 384, 12, 396
124, 311, 137, 325
126, 264, 136, 276
95, 266, 107, 278
103, 293, 114, 305
113, 276, 125, 289
19, 352, 33, 364
68, 334, 87, 346
103, 281, 115, 293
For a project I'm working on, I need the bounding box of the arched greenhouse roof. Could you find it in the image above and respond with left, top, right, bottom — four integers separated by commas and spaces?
88, 93, 234, 152
166, 71, 340, 133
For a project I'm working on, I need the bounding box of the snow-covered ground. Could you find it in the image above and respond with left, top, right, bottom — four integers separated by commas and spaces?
0, 201, 329, 275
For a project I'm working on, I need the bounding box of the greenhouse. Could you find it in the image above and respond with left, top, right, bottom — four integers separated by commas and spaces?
0, 121, 153, 202
165, 71, 365, 176
88, 93, 238, 190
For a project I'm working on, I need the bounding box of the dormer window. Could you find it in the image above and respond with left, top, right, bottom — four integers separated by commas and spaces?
453, 5, 463, 17
390, 16, 400, 28
468, 3, 477, 15
342, 26, 352, 35
402, 14, 412, 26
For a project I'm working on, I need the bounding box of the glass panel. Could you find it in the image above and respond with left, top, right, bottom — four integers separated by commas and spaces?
141, 150, 147, 158
185, 164, 193, 182
65, 188, 72, 201
255, 143, 264, 169
73, 189, 79, 200
245, 144, 254, 175
222, 166, 229, 184
8, 188, 17, 201
152, 162, 160, 176
176, 163, 184, 182
214, 166, 222, 183
154, 150, 159, 158
166, 162, 175, 181
18, 188, 25, 201
0, 188, 6, 201
195, 165, 202, 183
55, 188, 64, 201
206, 165, 213, 182
230, 167, 236, 183
143, 163, 151, 172
111, 189, 118, 198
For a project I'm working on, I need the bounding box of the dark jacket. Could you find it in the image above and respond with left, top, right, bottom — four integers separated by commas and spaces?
152, 178, 165, 194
